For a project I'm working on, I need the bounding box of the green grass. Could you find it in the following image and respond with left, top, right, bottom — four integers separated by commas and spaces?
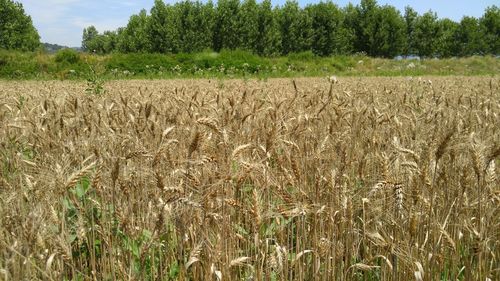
0, 49, 498, 80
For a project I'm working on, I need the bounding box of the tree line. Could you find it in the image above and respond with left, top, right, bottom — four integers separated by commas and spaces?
0, 0, 498, 57
0, 0, 40, 51
82, 0, 499, 58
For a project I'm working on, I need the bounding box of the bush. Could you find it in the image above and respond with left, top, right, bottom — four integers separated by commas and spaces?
105, 53, 177, 74
192, 51, 220, 68
0, 50, 40, 78
55, 48, 80, 64
329, 56, 357, 72
215, 49, 269, 72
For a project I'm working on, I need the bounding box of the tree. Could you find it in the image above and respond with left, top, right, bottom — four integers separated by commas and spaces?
102, 31, 118, 53
454, 16, 486, 56
213, 0, 240, 51
75, 0, 491, 58
435, 19, 459, 57
117, 9, 150, 53
370, 5, 405, 57
147, 0, 172, 53
295, 5, 314, 52
341, 3, 361, 54
238, 0, 259, 51
82, 26, 99, 52
256, 0, 281, 56
479, 6, 500, 55
82, 28, 118, 54
0, 0, 40, 51
356, 0, 378, 55
173, 1, 214, 53
413, 11, 439, 57
354, 0, 405, 57
306, 2, 344, 56
278, 1, 301, 54
199, 1, 216, 51
403, 6, 418, 55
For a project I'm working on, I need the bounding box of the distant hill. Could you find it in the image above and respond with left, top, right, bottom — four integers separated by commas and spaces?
43, 43, 81, 53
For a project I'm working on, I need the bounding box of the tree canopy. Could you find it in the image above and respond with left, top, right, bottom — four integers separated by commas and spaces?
81, 0, 499, 57
0, 0, 40, 51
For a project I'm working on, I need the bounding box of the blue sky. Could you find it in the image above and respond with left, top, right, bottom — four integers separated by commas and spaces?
19, 0, 498, 47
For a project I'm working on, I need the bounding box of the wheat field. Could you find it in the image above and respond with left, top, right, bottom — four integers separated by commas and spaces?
0, 77, 499, 280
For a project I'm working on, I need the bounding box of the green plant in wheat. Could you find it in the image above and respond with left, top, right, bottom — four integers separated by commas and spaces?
61, 176, 103, 280
85, 65, 106, 95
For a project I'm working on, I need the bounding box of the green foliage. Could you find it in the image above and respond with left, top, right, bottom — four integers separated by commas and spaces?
82, 26, 99, 52
238, 0, 260, 51
0, 50, 499, 80
256, 0, 281, 56
306, 1, 356, 56
59, 171, 180, 280
173, 1, 215, 53
413, 11, 440, 57
328, 55, 357, 71
355, 0, 378, 55
82, 27, 119, 54
403, 6, 418, 55
278, 1, 305, 54
63, 177, 103, 264
106, 53, 177, 73
218, 49, 269, 70
55, 48, 80, 64
0, 49, 41, 78
341, 3, 359, 54
117, 9, 151, 53
454, 16, 487, 56
479, 6, 500, 55
0, 0, 40, 51
287, 50, 316, 61
85, 65, 106, 95
435, 19, 459, 58
371, 5, 405, 57
76, 0, 499, 58
147, 0, 173, 53
353, 0, 405, 57
213, 0, 241, 51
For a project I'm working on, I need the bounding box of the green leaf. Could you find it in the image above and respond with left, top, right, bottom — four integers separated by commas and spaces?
131, 241, 140, 258
68, 234, 77, 244
73, 176, 90, 199
141, 229, 153, 241
168, 261, 180, 279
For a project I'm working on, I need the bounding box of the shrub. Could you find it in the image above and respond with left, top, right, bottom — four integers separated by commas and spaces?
192, 51, 219, 69
105, 53, 177, 74
215, 49, 269, 72
330, 56, 357, 72
55, 48, 80, 64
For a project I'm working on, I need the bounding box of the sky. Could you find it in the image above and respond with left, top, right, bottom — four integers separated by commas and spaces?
19, 0, 499, 47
